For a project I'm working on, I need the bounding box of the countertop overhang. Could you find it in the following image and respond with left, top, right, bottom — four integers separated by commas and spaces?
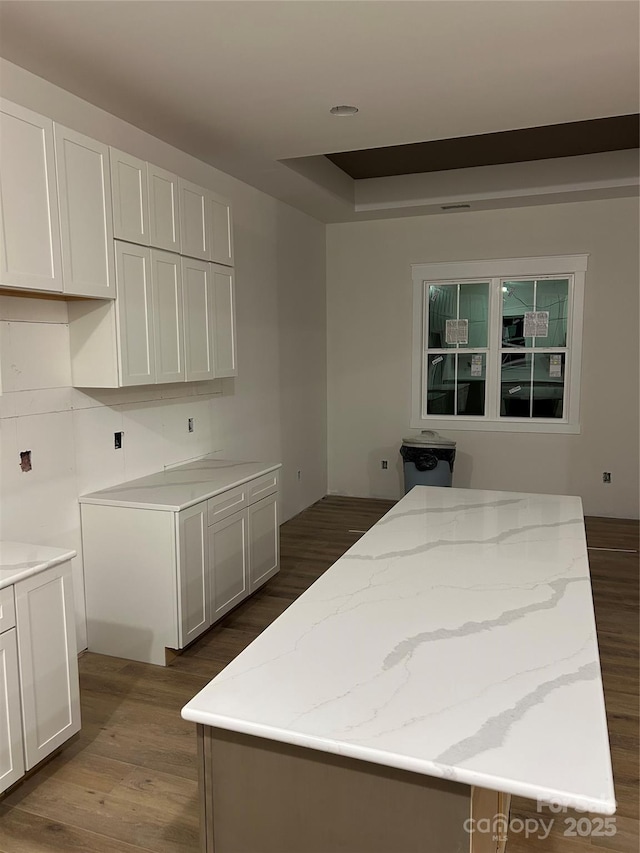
181, 485, 616, 815
79, 457, 282, 511
0, 541, 77, 589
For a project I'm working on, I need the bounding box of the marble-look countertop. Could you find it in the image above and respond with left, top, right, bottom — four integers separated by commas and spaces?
79, 458, 281, 511
182, 486, 615, 814
0, 541, 76, 590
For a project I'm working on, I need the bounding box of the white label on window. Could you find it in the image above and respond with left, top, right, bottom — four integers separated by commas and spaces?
432, 356, 443, 365
445, 318, 469, 344
471, 354, 483, 376
524, 311, 549, 337
508, 385, 522, 395
549, 354, 562, 378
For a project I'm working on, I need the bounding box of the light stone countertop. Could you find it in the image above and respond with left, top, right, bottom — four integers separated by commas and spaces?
181, 485, 615, 815
0, 541, 76, 590
79, 457, 281, 511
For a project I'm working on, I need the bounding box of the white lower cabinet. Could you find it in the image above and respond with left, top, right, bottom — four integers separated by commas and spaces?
0, 628, 24, 792
249, 493, 280, 591
210, 510, 248, 621
0, 562, 81, 794
81, 467, 280, 667
178, 503, 210, 648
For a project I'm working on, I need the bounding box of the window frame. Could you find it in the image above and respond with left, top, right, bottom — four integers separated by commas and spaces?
411, 255, 587, 434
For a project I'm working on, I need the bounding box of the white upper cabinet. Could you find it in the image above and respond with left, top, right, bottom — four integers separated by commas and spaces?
182, 256, 215, 381
55, 125, 115, 299
115, 241, 156, 386
148, 164, 181, 253
208, 192, 234, 267
0, 99, 63, 292
151, 250, 185, 384
110, 148, 149, 245
179, 179, 208, 260
211, 263, 237, 378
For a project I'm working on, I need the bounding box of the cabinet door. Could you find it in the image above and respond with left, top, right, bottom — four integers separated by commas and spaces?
210, 509, 248, 621
148, 163, 181, 252
248, 493, 280, 592
151, 249, 185, 384
208, 192, 234, 266
177, 503, 210, 647
0, 628, 24, 793
0, 99, 63, 292
55, 125, 115, 298
15, 563, 81, 771
115, 241, 156, 386
211, 264, 237, 378
110, 148, 149, 244
182, 257, 215, 381
179, 179, 208, 260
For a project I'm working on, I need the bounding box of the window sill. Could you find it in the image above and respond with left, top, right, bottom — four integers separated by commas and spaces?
410, 418, 581, 435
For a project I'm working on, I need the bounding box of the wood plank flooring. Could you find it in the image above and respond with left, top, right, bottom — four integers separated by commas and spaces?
0, 497, 637, 853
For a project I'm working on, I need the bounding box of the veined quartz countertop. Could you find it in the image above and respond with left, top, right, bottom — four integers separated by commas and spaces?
79, 457, 281, 511
182, 486, 615, 814
0, 541, 76, 590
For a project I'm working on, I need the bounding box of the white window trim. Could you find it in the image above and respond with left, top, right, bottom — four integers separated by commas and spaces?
411, 255, 587, 434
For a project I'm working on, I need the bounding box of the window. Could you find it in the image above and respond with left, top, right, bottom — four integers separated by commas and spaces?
411, 255, 587, 433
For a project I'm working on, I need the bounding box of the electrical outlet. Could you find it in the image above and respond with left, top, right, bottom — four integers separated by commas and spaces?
188, 418, 194, 433
381, 460, 388, 470
602, 472, 612, 484
114, 432, 123, 450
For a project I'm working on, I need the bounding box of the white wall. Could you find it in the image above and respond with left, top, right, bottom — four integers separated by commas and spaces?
327, 198, 639, 519
0, 60, 327, 649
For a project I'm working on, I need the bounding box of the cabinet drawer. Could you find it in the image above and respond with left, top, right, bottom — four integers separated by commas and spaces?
0, 587, 16, 633
207, 485, 248, 526
247, 471, 280, 505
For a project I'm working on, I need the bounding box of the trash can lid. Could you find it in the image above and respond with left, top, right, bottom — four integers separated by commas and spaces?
401, 430, 456, 449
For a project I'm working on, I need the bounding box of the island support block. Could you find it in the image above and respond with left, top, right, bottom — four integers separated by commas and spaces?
196, 726, 511, 853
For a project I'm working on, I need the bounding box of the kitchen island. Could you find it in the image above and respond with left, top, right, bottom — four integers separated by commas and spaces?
182, 486, 615, 852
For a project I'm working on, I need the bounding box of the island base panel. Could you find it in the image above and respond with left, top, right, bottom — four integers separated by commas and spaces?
197, 726, 509, 853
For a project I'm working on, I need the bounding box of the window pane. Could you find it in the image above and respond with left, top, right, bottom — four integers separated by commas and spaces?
457, 353, 485, 415
459, 282, 489, 348
535, 279, 569, 348
428, 284, 457, 348
532, 353, 565, 418
502, 280, 534, 348
426, 353, 455, 415
500, 353, 532, 417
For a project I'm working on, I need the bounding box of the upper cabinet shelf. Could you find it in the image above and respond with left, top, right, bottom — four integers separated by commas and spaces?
112, 150, 234, 266
0, 100, 234, 302
0, 99, 63, 293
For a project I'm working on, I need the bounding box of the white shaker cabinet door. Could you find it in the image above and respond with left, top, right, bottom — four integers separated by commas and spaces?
148, 163, 181, 252
179, 179, 208, 260
211, 263, 237, 378
0, 99, 63, 292
248, 493, 280, 592
210, 509, 248, 621
151, 249, 185, 384
110, 148, 149, 245
182, 257, 215, 381
115, 241, 156, 386
14, 564, 81, 771
0, 628, 24, 793
208, 191, 234, 267
177, 503, 210, 647
55, 125, 115, 298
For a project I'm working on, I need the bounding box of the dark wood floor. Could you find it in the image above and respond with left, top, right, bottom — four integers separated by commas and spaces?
0, 497, 637, 853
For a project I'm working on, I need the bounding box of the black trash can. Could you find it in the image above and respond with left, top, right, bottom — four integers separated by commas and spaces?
400, 430, 456, 494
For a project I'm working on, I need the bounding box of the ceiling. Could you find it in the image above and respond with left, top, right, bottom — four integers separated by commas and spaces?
0, 0, 638, 222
